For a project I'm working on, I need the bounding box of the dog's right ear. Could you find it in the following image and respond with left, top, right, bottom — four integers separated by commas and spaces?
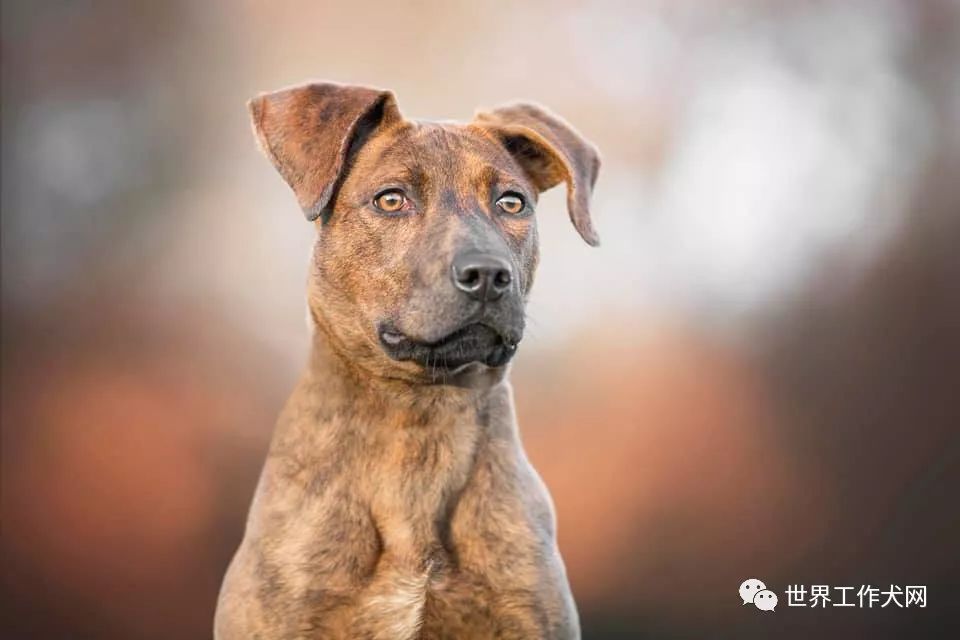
248, 82, 401, 221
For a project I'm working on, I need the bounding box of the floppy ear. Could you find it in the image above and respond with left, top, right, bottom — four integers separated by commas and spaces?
248, 82, 401, 221
474, 103, 601, 246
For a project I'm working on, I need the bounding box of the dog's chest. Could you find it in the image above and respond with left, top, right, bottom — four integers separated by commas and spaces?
242, 397, 574, 638
364, 548, 538, 640
359, 495, 565, 640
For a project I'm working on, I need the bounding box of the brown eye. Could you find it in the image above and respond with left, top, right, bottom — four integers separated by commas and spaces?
496, 193, 526, 215
374, 189, 406, 213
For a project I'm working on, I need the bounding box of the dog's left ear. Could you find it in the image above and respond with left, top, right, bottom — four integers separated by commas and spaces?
248, 82, 402, 221
474, 103, 601, 246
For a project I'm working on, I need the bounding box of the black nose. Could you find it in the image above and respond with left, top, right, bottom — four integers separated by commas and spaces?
452, 252, 513, 302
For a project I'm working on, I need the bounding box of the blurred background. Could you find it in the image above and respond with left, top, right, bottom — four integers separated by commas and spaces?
2, 1, 958, 638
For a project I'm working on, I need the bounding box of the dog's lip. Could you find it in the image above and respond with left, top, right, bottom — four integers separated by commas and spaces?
378, 322, 519, 350
377, 321, 520, 370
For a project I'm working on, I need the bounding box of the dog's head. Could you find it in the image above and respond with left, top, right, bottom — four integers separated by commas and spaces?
249, 82, 600, 385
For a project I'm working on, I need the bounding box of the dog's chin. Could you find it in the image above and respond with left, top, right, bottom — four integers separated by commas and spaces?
378, 322, 519, 377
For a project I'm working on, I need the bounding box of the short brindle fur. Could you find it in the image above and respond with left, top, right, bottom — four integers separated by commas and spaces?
215, 81, 600, 640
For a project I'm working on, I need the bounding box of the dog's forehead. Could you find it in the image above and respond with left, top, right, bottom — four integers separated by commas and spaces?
353, 121, 523, 182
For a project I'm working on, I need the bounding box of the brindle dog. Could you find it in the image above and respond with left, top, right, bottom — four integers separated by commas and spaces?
214, 81, 600, 640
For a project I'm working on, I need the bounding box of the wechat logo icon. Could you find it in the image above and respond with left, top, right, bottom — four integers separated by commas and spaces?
740, 578, 777, 612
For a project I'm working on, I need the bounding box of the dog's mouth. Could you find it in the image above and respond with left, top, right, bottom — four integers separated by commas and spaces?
378, 322, 519, 373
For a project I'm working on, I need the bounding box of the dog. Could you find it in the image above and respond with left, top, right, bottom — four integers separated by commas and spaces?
215, 81, 600, 640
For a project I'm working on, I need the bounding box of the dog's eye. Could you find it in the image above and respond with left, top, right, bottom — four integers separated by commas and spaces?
373, 189, 407, 213
496, 193, 526, 215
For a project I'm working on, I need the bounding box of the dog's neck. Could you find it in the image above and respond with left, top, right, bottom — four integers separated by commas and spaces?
272, 325, 517, 563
